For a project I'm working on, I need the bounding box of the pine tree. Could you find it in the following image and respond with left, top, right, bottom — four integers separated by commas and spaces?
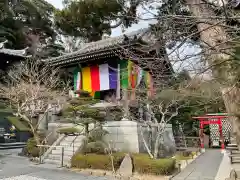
63, 91, 110, 154
63, 91, 106, 134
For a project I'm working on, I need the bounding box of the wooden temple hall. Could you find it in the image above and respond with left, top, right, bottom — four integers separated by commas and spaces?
46, 29, 173, 102
0, 40, 32, 143
0, 40, 30, 74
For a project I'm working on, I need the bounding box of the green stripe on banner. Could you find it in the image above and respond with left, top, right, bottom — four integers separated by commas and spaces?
73, 67, 79, 91
94, 91, 101, 99
120, 60, 128, 89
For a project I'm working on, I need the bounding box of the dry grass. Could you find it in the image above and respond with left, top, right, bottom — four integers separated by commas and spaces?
174, 151, 198, 162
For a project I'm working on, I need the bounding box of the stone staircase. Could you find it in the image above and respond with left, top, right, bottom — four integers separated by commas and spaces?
44, 135, 85, 166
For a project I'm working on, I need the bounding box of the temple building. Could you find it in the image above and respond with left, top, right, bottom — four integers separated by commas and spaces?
43, 30, 176, 155
46, 29, 173, 103
0, 40, 30, 72
0, 40, 31, 143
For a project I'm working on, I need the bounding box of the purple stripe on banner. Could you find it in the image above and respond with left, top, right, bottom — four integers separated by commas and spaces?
109, 66, 117, 89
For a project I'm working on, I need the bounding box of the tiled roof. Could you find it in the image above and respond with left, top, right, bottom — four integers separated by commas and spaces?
0, 48, 28, 57
46, 28, 150, 65
0, 40, 29, 57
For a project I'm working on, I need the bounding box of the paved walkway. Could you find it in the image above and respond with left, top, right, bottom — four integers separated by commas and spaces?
0, 149, 228, 180
0, 154, 110, 180
172, 149, 223, 180
215, 151, 232, 180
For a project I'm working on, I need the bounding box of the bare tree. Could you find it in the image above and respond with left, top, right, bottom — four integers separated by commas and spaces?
118, 58, 224, 158
112, 0, 240, 146
0, 59, 69, 145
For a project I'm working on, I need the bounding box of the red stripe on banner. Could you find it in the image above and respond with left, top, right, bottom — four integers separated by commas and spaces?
131, 65, 137, 100
91, 65, 100, 91
131, 65, 137, 88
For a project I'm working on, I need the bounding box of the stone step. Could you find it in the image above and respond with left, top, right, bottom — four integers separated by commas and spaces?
59, 143, 73, 146
55, 145, 81, 151
44, 158, 63, 165
60, 139, 76, 143
232, 156, 240, 159
52, 149, 76, 156
58, 144, 82, 149
59, 141, 82, 145
47, 154, 72, 161
64, 136, 78, 140
60, 137, 85, 145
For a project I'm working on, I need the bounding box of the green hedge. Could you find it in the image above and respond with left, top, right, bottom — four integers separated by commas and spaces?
132, 153, 176, 175
71, 153, 176, 175
7, 116, 30, 131
71, 153, 125, 171
26, 137, 47, 157
26, 138, 40, 157
57, 127, 80, 134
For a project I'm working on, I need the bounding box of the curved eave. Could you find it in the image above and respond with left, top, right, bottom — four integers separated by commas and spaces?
46, 43, 137, 67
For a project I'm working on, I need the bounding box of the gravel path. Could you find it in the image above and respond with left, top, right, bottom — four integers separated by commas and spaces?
0, 154, 111, 180
172, 149, 223, 180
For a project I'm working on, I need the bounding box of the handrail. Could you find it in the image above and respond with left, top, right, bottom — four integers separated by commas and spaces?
37, 144, 65, 167
37, 144, 63, 148
41, 134, 66, 159
70, 135, 79, 147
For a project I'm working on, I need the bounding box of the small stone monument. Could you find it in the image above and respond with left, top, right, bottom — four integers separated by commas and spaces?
117, 154, 133, 178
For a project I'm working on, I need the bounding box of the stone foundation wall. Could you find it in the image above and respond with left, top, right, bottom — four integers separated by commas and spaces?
103, 121, 176, 156
47, 121, 176, 156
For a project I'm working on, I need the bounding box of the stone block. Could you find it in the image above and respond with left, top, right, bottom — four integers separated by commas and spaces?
117, 154, 133, 178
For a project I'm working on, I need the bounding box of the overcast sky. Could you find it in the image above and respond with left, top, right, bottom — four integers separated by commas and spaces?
46, 0, 151, 37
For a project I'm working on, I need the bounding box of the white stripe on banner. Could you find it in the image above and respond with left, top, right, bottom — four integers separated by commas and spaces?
77, 72, 81, 90
99, 64, 110, 90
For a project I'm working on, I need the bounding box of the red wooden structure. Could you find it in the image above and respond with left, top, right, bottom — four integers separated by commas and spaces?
193, 115, 228, 151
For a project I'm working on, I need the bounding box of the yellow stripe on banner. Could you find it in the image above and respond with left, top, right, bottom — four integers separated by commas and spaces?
146, 72, 150, 87
82, 67, 92, 92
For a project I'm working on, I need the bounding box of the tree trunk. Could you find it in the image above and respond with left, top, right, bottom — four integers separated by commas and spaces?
186, 0, 240, 145
153, 133, 161, 158
33, 131, 41, 145
29, 123, 41, 145
139, 125, 154, 158
221, 87, 240, 145
84, 124, 89, 135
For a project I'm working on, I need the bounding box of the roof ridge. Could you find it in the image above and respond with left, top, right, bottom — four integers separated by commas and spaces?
45, 28, 150, 64
69, 28, 147, 54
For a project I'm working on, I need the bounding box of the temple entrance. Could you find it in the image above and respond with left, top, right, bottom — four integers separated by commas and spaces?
193, 113, 231, 152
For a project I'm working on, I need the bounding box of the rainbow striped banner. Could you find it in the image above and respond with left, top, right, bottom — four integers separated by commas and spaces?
74, 63, 117, 94
73, 60, 153, 98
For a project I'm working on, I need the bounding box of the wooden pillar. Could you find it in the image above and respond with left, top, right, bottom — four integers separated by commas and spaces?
200, 119, 204, 151
122, 88, 129, 120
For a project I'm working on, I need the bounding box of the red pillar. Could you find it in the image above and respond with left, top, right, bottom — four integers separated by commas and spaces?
218, 118, 225, 150
200, 119, 204, 150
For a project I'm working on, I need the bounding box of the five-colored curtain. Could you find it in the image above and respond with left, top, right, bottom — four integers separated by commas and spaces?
73, 60, 153, 98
